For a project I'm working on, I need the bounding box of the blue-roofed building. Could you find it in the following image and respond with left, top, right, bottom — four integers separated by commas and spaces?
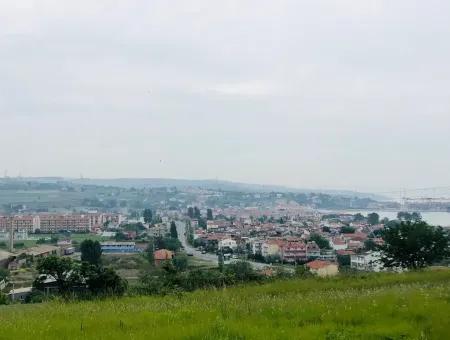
100, 241, 141, 253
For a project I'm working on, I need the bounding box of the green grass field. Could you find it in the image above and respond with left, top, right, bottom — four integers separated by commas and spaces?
1, 270, 449, 339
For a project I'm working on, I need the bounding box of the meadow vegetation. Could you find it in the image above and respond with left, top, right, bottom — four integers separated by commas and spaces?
0, 269, 449, 339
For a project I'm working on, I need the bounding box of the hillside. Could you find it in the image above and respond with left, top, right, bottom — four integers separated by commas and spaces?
1, 270, 450, 339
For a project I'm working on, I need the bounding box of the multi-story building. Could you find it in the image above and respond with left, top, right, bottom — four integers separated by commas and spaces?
280, 242, 307, 263
261, 239, 284, 259
38, 214, 90, 233
0, 215, 39, 233
306, 241, 321, 259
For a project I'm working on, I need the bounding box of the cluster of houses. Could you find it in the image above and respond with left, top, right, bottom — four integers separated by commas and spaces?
190, 211, 387, 273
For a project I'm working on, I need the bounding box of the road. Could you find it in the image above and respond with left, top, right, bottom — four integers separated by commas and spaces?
175, 221, 288, 271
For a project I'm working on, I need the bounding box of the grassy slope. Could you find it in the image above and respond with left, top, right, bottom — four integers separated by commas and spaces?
1, 270, 449, 340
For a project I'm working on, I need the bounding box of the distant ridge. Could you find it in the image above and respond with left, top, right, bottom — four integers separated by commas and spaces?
65, 177, 386, 200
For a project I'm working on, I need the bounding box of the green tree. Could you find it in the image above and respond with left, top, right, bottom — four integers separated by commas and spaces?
145, 240, 155, 264
218, 251, 224, 273
340, 226, 355, 234
193, 206, 201, 219
172, 254, 188, 272
322, 226, 331, 233
380, 221, 449, 269
0, 292, 8, 305
364, 239, 377, 251
353, 213, 365, 222
170, 221, 178, 239
207, 208, 213, 220
143, 208, 153, 224
309, 234, 331, 249
187, 207, 194, 219
83, 265, 127, 296
80, 240, 102, 266
411, 212, 422, 222
34, 256, 81, 293
198, 217, 207, 230
337, 254, 351, 267
0, 268, 9, 281
367, 213, 380, 225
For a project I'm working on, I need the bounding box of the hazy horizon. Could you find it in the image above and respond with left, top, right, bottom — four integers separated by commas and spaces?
1, 1, 449, 193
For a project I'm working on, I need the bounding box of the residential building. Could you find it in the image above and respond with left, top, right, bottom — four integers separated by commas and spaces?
38, 214, 90, 233
154, 249, 173, 266
218, 238, 237, 250
280, 242, 306, 263
25, 245, 60, 259
261, 240, 283, 259
350, 251, 383, 272
306, 260, 339, 277
330, 237, 347, 250
100, 241, 139, 253
306, 241, 321, 259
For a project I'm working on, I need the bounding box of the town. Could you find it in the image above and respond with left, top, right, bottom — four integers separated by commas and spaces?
1, 187, 446, 303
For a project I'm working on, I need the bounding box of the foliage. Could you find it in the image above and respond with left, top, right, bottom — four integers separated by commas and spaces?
34, 255, 126, 298
380, 221, 449, 269
0, 268, 9, 281
155, 236, 181, 252
206, 208, 213, 220
397, 211, 422, 222
83, 265, 127, 296
337, 254, 351, 267
172, 254, 188, 272
198, 217, 207, 230
185, 221, 194, 245
364, 239, 378, 251
144, 241, 155, 264
193, 206, 201, 219
187, 207, 194, 219
309, 234, 331, 249
122, 223, 145, 233
340, 226, 355, 234
353, 213, 365, 221
169, 221, 178, 239
34, 256, 81, 293
295, 265, 312, 278
4, 271, 450, 339
367, 212, 380, 225
321, 226, 330, 233
143, 208, 153, 224
114, 232, 128, 241
80, 240, 102, 266
0, 292, 8, 305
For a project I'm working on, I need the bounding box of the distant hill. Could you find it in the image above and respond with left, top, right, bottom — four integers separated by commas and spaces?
67, 177, 387, 200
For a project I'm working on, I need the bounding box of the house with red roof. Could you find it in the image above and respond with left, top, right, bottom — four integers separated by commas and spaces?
306, 260, 338, 277
153, 249, 173, 266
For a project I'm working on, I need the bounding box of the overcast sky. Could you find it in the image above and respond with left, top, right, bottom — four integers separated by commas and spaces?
1, 1, 449, 192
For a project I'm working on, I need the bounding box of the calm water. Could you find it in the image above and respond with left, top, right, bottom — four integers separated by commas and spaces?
332, 210, 450, 227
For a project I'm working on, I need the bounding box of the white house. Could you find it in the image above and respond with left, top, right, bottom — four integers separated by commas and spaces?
351, 251, 383, 272
330, 237, 347, 251
218, 238, 237, 250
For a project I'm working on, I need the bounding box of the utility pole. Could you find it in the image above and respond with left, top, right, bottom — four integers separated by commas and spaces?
8, 217, 14, 252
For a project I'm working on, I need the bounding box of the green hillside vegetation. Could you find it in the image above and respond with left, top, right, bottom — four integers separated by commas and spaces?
1, 269, 449, 339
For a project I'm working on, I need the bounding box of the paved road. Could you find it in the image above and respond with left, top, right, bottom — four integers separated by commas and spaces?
176, 221, 218, 264
175, 221, 289, 271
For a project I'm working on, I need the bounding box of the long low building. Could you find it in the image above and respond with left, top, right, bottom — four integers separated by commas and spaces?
100, 241, 141, 253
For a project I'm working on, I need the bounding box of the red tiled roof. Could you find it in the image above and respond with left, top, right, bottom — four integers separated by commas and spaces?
306, 260, 334, 270
154, 249, 173, 260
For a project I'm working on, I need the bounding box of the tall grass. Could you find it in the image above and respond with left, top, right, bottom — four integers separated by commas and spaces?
0, 269, 449, 339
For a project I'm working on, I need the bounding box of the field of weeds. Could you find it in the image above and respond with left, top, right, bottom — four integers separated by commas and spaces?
1, 269, 449, 339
